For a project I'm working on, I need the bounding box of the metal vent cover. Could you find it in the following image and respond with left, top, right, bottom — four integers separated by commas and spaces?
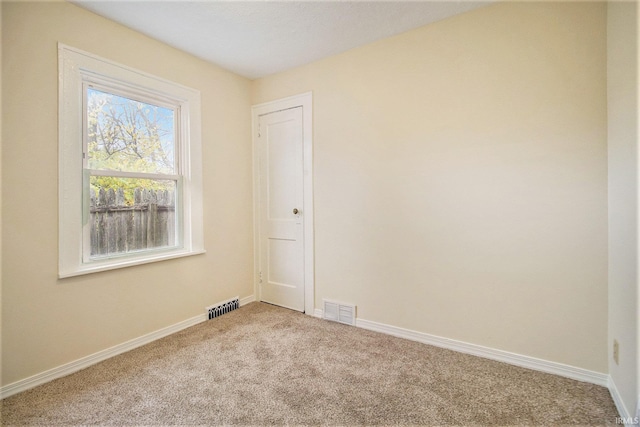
323, 299, 356, 326
206, 296, 239, 320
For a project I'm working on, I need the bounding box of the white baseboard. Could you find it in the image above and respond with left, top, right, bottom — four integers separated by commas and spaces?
314, 308, 608, 387
608, 376, 635, 423
1, 294, 256, 400
240, 295, 256, 306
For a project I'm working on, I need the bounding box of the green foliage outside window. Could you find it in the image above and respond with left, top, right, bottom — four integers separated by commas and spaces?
87, 88, 176, 205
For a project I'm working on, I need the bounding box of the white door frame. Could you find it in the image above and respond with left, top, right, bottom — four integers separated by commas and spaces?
252, 92, 314, 315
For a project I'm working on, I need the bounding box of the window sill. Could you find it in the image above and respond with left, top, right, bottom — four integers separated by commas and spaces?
58, 249, 206, 279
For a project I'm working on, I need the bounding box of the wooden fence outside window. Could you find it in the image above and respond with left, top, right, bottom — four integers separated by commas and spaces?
89, 187, 176, 256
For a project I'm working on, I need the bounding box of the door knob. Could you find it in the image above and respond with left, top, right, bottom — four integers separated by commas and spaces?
293, 208, 299, 215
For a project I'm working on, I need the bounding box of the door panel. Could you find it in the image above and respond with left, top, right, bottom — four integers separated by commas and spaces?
259, 107, 304, 311
268, 239, 298, 287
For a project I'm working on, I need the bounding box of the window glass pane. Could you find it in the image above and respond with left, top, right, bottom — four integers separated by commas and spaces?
87, 87, 175, 174
88, 176, 177, 257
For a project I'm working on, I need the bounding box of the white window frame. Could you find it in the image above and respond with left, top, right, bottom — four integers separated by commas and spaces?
59, 44, 204, 278
81, 79, 183, 263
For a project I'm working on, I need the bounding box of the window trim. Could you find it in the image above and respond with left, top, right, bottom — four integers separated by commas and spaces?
58, 44, 204, 278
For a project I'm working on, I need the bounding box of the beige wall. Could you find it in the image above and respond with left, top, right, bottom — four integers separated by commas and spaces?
253, 2, 608, 372
608, 1, 639, 416
1, 1, 253, 386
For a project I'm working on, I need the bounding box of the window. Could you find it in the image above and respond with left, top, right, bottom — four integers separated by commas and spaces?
85, 86, 178, 259
59, 44, 204, 278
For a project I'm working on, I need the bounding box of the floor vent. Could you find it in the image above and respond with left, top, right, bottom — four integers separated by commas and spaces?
206, 296, 239, 320
323, 299, 356, 326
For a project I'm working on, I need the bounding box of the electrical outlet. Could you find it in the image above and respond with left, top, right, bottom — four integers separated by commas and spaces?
613, 339, 619, 365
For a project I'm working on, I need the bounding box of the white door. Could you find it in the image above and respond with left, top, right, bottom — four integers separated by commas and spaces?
258, 107, 304, 312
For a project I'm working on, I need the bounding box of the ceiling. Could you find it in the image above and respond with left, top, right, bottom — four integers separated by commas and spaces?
73, 1, 491, 80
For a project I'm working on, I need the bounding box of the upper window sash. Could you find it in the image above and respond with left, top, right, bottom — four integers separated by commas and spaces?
82, 81, 181, 175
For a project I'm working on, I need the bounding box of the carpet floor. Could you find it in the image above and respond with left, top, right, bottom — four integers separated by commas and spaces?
1, 302, 619, 426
